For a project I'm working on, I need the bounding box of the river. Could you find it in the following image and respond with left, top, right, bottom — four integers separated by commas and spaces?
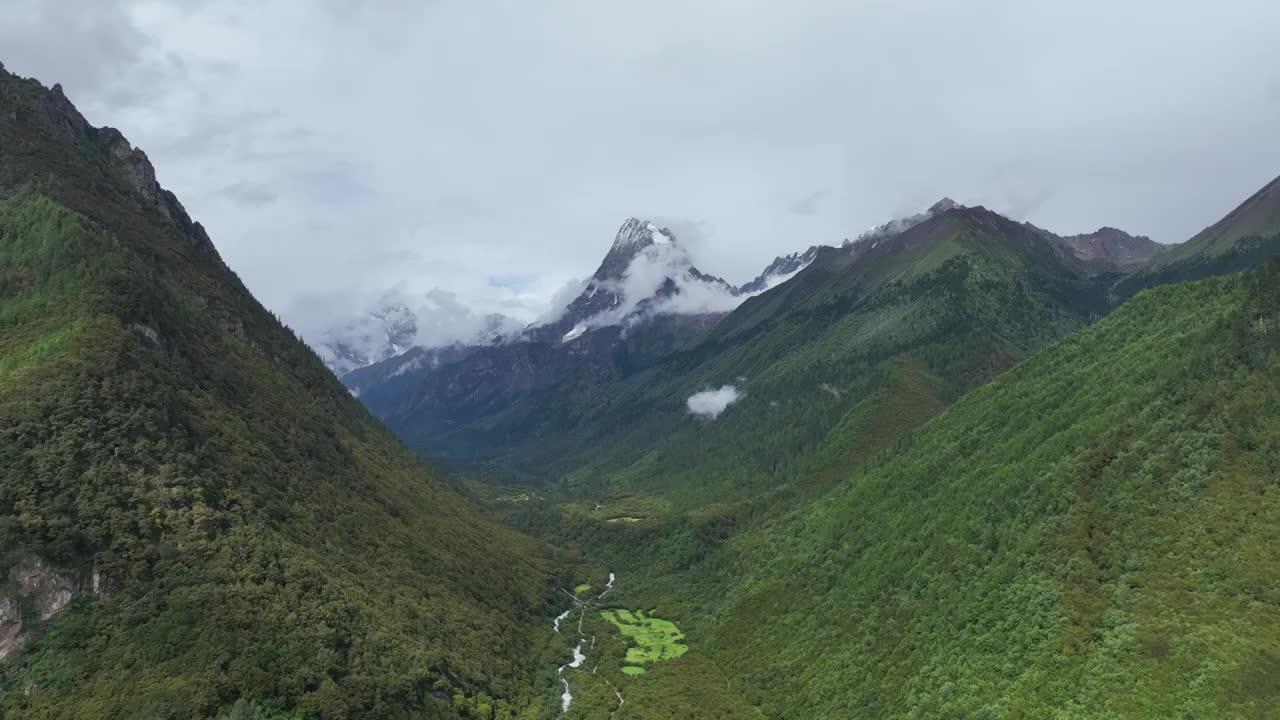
554, 571, 621, 714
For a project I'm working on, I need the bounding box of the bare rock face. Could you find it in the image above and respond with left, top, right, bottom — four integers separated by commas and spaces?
96, 127, 160, 202
1, 66, 221, 261
130, 320, 163, 348
0, 555, 78, 662
0, 596, 22, 661
1055, 226, 1168, 269
42, 83, 91, 140
11, 556, 75, 621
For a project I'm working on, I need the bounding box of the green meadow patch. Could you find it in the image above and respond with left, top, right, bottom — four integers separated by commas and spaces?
574, 583, 592, 595
601, 609, 688, 675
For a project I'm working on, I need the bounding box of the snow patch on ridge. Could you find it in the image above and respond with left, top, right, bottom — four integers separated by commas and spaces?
647, 222, 672, 244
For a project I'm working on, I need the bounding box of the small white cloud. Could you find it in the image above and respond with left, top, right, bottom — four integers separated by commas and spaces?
686, 385, 741, 420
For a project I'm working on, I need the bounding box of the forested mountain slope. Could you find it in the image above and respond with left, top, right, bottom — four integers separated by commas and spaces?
706, 266, 1280, 718
0, 65, 558, 719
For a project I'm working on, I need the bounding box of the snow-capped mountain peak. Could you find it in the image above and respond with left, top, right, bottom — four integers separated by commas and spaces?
314, 292, 521, 376
738, 245, 823, 294
647, 222, 673, 244
596, 218, 678, 281
315, 300, 418, 376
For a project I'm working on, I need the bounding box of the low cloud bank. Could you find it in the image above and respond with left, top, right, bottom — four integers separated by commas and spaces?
310, 287, 523, 374
571, 243, 751, 336
535, 276, 591, 327
686, 385, 741, 420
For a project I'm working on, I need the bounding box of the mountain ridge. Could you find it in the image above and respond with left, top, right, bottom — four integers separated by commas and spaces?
1113, 173, 1280, 298
1053, 226, 1168, 268
0, 63, 560, 719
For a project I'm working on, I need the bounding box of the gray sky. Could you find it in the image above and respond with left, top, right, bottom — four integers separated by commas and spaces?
4, 0, 1279, 337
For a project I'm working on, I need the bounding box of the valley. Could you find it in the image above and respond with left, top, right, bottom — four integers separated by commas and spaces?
351, 171, 1280, 717
3, 20, 1280, 718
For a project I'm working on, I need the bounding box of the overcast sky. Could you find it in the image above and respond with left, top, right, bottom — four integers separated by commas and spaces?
4, 1, 1279, 337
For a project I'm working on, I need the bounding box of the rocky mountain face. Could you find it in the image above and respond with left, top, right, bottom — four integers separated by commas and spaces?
343, 341, 484, 400
317, 217, 732, 377
527, 218, 739, 345
1052, 226, 1168, 268
0, 76, 222, 263
0, 556, 81, 663
845, 198, 1169, 273
338, 217, 832, 383
737, 244, 824, 294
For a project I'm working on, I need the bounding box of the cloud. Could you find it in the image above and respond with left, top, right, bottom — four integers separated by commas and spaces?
293, 163, 372, 205
220, 181, 278, 207
846, 199, 972, 247
646, 273, 743, 316
3, 0, 1279, 333
536, 276, 591, 326
571, 241, 747, 332
788, 191, 826, 216
0, 1, 152, 97
686, 385, 742, 420
413, 288, 523, 347
304, 285, 526, 373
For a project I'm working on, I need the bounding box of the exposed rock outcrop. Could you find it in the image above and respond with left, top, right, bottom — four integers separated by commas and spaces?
1054, 226, 1168, 269
0, 595, 22, 661
1, 67, 222, 261
97, 126, 160, 202
42, 83, 91, 139
0, 556, 79, 662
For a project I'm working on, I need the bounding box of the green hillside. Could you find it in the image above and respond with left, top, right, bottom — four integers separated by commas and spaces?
0, 69, 559, 718
704, 266, 1280, 718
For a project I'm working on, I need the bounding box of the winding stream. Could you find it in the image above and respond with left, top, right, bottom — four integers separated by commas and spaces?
557, 640, 586, 711
553, 608, 572, 633
554, 571, 622, 714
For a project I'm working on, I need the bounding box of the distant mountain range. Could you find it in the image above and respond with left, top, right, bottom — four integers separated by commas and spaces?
321, 199, 1186, 380
320, 218, 826, 377
338, 193, 1188, 461
323, 196, 1173, 385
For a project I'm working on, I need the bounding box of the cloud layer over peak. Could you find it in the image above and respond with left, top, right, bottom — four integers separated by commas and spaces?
3, 0, 1277, 340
